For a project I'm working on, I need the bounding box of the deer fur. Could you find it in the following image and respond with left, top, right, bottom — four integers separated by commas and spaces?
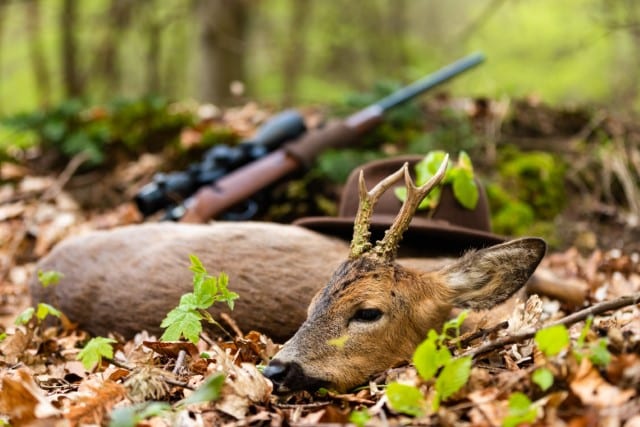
29, 221, 446, 342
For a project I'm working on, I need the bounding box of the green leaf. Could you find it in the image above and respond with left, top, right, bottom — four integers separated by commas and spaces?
588, 339, 612, 367
182, 373, 225, 405
15, 307, 35, 325
160, 307, 203, 343
442, 310, 469, 340
349, 409, 371, 427
502, 392, 538, 427
457, 151, 474, 173
434, 356, 472, 401
109, 402, 171, 427
77, 337, 116, 371
36, 303, 61, 320
413, 337, 439, 381
415, 150, 448, 185
386, 382, 425, 417
37, 270, 63, 287
0, 332, 7, 342
189, 254, 207, 274
193, 275, 215, 309
535, 324, 570, 357
532, 367, 554, 391
452, 171, 479, 210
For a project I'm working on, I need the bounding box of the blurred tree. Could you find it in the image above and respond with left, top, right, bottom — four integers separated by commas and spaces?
60, 0, 84, 98
195, 0, 249, 104
281, 0, 311, 106
26, 0, 51, 107
93, 0, 136, 96
599, 0, 640, 108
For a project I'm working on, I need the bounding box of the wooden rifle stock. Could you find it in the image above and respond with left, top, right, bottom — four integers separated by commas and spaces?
180, 120, 373, 223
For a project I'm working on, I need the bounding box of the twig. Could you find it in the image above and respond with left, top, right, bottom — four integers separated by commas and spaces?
172, 349, 187, 375
448, 321, 508, 351
461, 292, 640, 359
220, 312, 244, 339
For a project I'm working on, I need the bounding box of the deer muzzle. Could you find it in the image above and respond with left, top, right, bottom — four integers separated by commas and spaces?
263, 359, 328, 394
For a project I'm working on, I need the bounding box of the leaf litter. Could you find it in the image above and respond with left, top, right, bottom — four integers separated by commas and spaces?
1, 104, 640, 426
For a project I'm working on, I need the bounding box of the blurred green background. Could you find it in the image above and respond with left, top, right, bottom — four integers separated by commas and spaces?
0, 0, 637, 113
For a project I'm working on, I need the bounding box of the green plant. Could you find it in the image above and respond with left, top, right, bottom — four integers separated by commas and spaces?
1, 96, 193, 165
502, 392, 538, 427
15, 303, 61, 326
386, 311, 472, 415
489, 147, 566, 238
77, 336, 117, 371
37, 270, 63, 287
394, 150, 478, 211
160, 255, 238, 344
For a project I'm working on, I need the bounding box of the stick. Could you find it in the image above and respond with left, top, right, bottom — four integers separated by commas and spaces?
460, 292, 640, 359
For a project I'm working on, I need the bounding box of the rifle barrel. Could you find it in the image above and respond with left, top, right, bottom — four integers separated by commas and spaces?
375, 52, 485, 112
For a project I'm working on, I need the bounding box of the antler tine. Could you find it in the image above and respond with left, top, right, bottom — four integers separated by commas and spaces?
349, 163, 408, 259
373, 154, 449, 261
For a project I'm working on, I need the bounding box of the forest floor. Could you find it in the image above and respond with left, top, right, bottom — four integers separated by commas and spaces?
1, 100, 640, 426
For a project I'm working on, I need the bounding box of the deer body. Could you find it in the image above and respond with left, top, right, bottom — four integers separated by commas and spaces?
30, 221, 446, 342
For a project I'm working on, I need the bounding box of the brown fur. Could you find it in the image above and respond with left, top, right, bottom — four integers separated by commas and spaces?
266, 237, 546, 393
29, 222, 446, 342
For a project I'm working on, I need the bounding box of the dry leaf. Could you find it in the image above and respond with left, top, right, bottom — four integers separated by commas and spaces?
570, 358, 635, 408
0, 368, 61, 425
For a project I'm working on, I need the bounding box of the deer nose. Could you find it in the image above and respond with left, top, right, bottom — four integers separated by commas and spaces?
263, 360, 288, 386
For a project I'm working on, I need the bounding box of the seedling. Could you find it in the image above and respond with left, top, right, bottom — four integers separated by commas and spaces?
386, 311, 472, 414
160, 254, 238, 344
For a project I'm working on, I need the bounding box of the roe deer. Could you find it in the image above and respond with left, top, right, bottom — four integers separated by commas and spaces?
29, 222, 448, 342
262, 157, 546, 393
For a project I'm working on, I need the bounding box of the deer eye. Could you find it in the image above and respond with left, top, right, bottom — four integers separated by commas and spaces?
351, 308, 383, 323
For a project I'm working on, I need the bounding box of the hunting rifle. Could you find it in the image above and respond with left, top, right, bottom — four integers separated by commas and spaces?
143, 52, 486, 222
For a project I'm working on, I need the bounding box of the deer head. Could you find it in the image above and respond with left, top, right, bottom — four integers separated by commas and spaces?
263, 155, 546, 393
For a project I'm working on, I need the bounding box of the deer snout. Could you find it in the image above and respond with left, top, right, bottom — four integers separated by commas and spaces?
263, 359, 327, 394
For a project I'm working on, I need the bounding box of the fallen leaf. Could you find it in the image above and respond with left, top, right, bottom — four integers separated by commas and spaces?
570, 358, 635, 408
0, 368, 61, 424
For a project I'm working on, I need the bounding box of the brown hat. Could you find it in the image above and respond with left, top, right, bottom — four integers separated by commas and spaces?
294, 155, 505, 256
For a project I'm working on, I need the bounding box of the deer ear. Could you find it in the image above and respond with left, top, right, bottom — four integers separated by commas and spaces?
439, 238, 546, 310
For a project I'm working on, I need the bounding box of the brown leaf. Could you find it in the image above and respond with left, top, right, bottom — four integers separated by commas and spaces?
0, 368, 61, 425
570, 358, 635, 408
65, 380, 126, 426
143, 340, 199, 358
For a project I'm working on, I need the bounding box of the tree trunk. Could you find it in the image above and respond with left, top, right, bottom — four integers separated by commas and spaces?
60, 0, 83, 98
145, 18, 161, 94
94, 0, 135, 95
281, 0, 311, 106
25, 0, 51, 107
195, 0, 248, 105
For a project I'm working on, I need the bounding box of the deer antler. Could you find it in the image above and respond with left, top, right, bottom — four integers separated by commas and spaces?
349, 164, 408, 259
371, 154, 449, 261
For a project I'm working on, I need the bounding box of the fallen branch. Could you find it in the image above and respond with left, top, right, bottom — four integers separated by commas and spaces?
460, 292, 640, 359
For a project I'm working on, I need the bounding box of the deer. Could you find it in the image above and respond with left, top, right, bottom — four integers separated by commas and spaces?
262, 156, 546, 393
30, 155, 545, 393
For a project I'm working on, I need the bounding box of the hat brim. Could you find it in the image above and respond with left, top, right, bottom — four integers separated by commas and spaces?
294, 214, 505, 256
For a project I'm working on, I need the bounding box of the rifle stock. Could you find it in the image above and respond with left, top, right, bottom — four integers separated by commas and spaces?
180, 53, 485, 223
